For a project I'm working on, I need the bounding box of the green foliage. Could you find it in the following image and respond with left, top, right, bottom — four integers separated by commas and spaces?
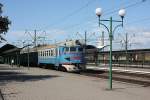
0, 16, 11, 34
0, 3, 11, 42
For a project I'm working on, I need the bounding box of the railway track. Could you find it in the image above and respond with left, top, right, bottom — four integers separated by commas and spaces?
29, 65, 150, 86
79, 69, 150, 87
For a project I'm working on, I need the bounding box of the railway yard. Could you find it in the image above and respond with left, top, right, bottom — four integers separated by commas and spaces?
83, 65, 150, 86
0, 64, 150, 100
0, 0, 150, 100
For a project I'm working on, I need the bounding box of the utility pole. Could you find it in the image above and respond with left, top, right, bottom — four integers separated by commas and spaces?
101, 31, 104, 64
27, 42, 30, 70
83, 31, 87, 70
34, 30, 37, 51
125, 33, 128, 51
101, 31, 104, 47
125, 33, 128, 67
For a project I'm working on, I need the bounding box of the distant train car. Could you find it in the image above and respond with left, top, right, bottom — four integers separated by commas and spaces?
38, 45, 84, 72
20, 52, 38, 66
20, 47, 38, 66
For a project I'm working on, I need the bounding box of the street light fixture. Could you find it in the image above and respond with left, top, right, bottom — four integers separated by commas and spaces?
95, 8, 102, 17
95, 7, 126, 90
118, 9, 126, 18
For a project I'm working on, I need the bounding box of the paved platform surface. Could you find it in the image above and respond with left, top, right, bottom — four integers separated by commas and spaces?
0, 64, 150, 100
87, 64, 150, 74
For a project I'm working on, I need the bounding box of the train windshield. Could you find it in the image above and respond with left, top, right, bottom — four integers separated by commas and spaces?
78, 47, 83, 52
70, 47, 76, 52
64, 46, 82, 53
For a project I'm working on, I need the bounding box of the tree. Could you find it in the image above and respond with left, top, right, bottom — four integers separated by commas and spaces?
0, 3, 11, 42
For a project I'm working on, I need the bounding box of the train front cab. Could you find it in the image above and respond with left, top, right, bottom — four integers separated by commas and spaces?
59, 46, 84, 72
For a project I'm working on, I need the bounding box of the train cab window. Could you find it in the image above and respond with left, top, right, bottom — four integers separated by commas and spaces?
70, 47, 76, 52
78, 47, 83, 52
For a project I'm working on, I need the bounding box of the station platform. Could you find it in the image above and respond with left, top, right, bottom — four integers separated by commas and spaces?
86, 64, 150, 75
0, 64, 150, 100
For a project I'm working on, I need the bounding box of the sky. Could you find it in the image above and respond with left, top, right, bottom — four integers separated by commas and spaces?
0, 0, 150, 50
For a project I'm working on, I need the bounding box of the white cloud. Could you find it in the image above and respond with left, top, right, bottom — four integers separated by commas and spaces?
124, 26, 150, 49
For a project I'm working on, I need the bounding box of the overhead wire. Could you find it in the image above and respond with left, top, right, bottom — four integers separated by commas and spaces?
40, 0, 98, 30
20, 0, 147, 43
45, 0, 147, 36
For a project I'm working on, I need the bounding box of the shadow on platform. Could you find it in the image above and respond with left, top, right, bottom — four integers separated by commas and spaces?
0, 67, 23, 71
0, 69, 60, 86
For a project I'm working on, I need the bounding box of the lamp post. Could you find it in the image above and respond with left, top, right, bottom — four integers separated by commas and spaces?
95, 8, 126, 90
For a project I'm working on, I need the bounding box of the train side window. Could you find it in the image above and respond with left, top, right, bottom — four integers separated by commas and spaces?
45, 51, 46, 57
45, 51, 46, 56
47, 51, 48, 56
43, 51, 45, 57
50, 50, 52, 56
45, 51, 47, 56
51, 49, 53, 56
45, 51, 47, 57
48, 50, 50, 56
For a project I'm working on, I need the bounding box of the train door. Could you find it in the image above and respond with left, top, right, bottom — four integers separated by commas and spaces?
55, 47, 60, 67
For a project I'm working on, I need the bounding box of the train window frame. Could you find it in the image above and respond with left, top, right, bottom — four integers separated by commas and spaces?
45, 50, 47, 57
40, 51, 42, 56
78, 47, 83, 52
65, 47, 70, 53
53, 48, 56, 56
44, 51, 46, 57
46, 51, 48, 56
48, 50, 50, 56
51, 49, 53, 56
44, 51, 45, 57
43, 51, 44, 57
55, 48, 57, 56
39, 51, 42, 57
70, 47, 77, 52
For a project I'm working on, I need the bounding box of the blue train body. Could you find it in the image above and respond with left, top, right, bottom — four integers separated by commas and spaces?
38, 45, 84, 71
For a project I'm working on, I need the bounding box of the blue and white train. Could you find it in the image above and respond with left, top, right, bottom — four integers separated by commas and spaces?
37, 45, 84, 72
